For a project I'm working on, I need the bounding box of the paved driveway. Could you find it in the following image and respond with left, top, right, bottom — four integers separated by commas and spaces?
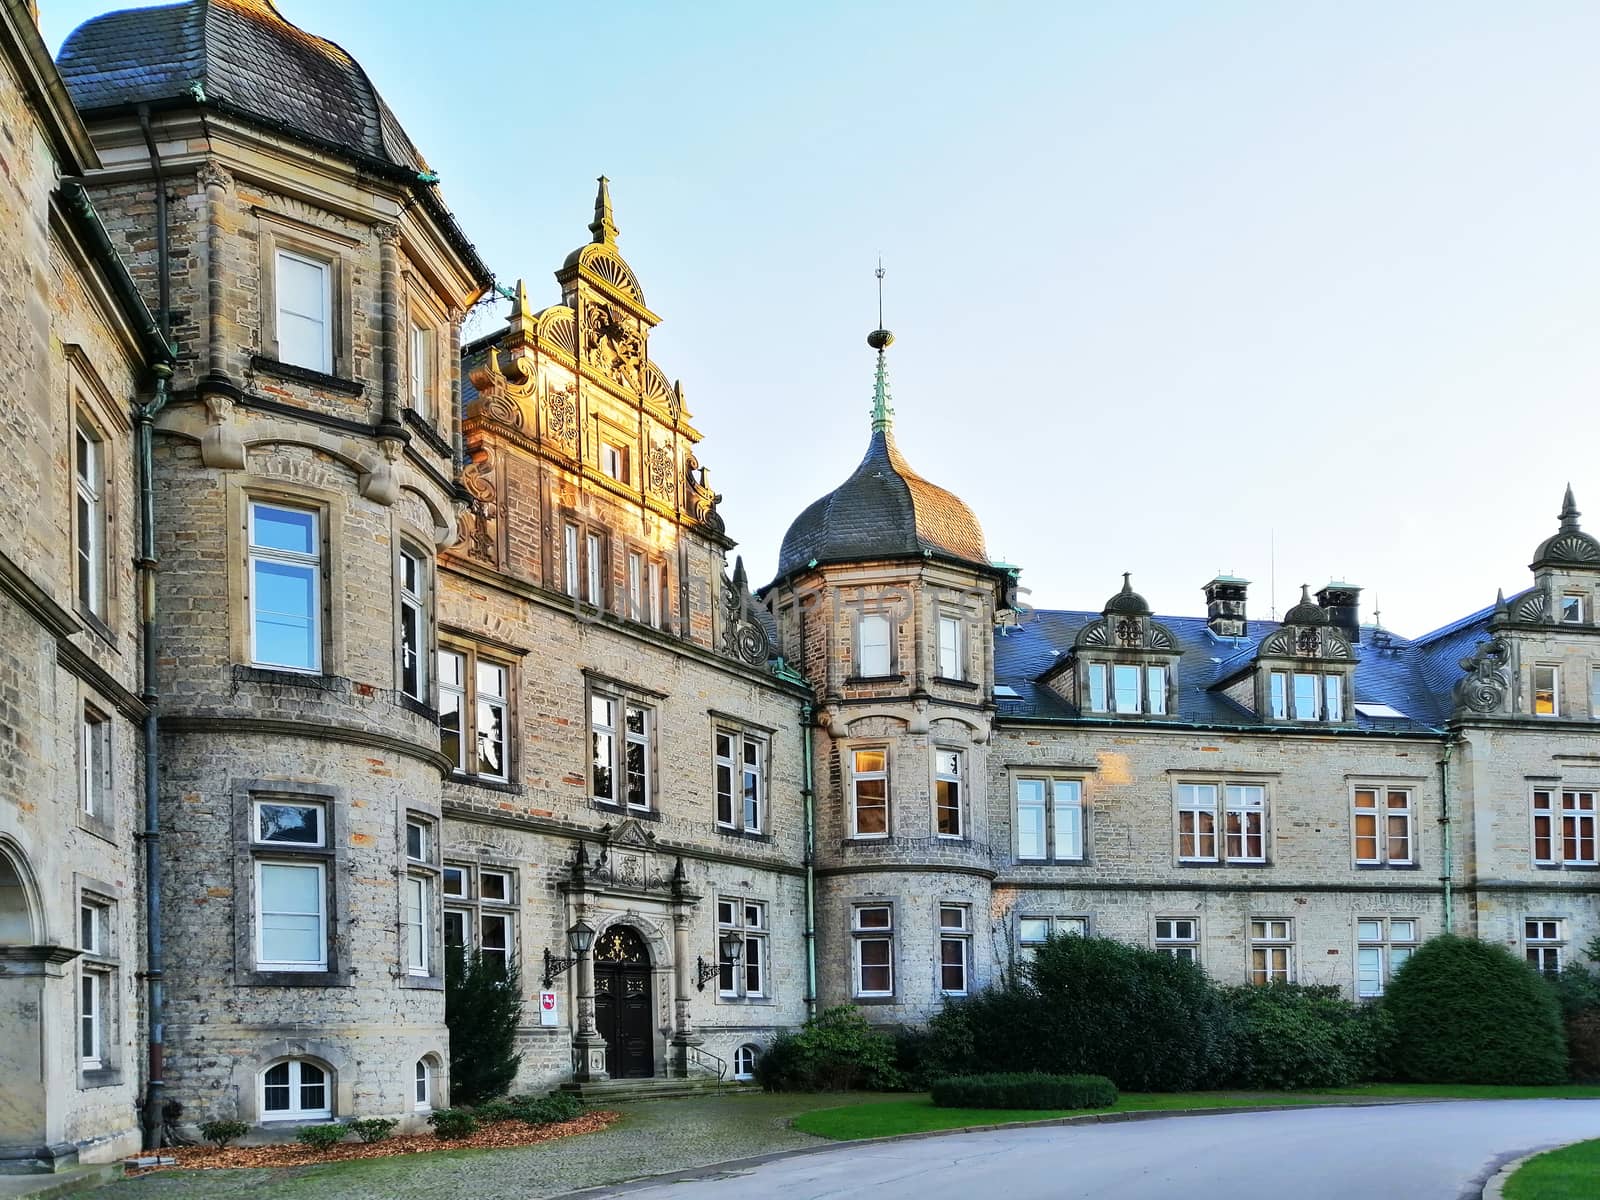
596, 1101, 1600, 1200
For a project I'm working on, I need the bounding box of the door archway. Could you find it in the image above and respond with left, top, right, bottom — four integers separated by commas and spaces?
592, 925, 654, 1079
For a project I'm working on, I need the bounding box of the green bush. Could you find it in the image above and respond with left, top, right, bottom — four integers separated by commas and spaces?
506, 1092, 585, 1125
1383, 935, 1567, 1085
294, 1123, 348, 1152
930, 1072, 1117, 1110
197, 1119, 249, 1148
1219, 983, 1378, 1089
427, 1108, 479, 1139
1567, 1010, 1600, 1083
752, 1006, 901, 1091
445, 944, 524, 1106
348, 1117, 398, 1144
1548, 962, 1600, 1020
473, 1100, 516, 1124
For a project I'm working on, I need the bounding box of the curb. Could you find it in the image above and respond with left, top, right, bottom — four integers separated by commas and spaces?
0, 1163, 123, 1200
1482, 1150, 1531, 1200
545, 1096, 1435, 1200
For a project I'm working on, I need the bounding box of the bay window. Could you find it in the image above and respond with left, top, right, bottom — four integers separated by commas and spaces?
850, 747, 889, 837
937, 615, 963, 680
857, 613, 892, 677
935, 750, 964, 838
398, 547, 427, 701
274, 249, 332, 373
939, 905, 970, 995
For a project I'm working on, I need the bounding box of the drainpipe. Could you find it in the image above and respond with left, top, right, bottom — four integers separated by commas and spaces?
801, 701, 817, 1021
1439, 738, 1455, 933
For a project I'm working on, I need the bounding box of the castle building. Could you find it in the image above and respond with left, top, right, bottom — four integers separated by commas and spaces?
0, 0, 1595, 1172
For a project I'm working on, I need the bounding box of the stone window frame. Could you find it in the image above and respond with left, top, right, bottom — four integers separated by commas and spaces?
1080, 658, 1172, 716
1349, 780, 1420, 869
937, 901, 972, 996
1560, 591, 1588, 625
414, 1053, 444, 1111
74, 875, 122, 1089
76, 685, 116, 844
225, 477, 347, 680
257, 213, 359, 381
1354, 915, 1419, 999
930, 743, 967, 841
559, 514, 614, 613
1152, 914, 1201, 964
1531, 662, 1562, 717
710, 712, 773, 839
593, 418, 634, 487
586, 673, 661, 817
403, 273, 449, 427
851, 609, 897, 681
1530, 782, 1598, 869
1173, 776, 1273, 867
1264, 667, 1348, 723
843, 740, 892, 841
713, 893, 772, 1006
935, 610, 966, 683
258, 1056, 334, 1123
65, 347, 127, 642
394, 527, 435, 708
1247, 916, 1295, 984
231, 779, 352, 988
398, 810, 443, 990
442, 860, 520, 974
1009, 768, 1089, 864
436, 635, 520, 786
849, 899, 897, 1003
1524, 915, 1566, 978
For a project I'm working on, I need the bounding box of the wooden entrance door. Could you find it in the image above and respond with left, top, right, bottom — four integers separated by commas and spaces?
593, 925, 654, 1079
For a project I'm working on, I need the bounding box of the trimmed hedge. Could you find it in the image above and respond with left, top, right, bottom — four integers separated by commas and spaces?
1219, 983, 1381, 1089
1383, 935, 1567, 1084
930, 1072, 1117, 1110
506, 1092, 585, 1125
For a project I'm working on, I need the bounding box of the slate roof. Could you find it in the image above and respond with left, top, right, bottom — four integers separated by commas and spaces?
775, 429, 989, 581
994, 608, 1448, 734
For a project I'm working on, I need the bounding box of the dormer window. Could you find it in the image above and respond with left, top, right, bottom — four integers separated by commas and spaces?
1561, 594, 1586, 624
1269, 671, 1343, 722
1085, 662, 1168, 715
1057, 576, 1179, 718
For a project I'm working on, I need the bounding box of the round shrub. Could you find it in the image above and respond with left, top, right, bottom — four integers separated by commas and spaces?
1383, 934, 1567, 1085
1219, 983, 1378, 1089
930, 1072, 1117, 1110
427, 1107, 479, 1139
294, 1123, 348, 1152
506, 1092, 585, 1125
753, 1006, 900, 1091
349, 1117, 397, 1143
197, 1119, 249, 1148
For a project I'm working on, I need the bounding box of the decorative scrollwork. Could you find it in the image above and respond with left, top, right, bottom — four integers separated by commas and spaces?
721, 556, 772, 667
1295, 627, 1323, 656
646, 445, 676, 501
1115, 617, 1141, 647
545, 385, 578, 452
1455, 635, 1511, 714
457, 458, 499, 565
583, 300, 644, 391
685, 451, 724, 533
1510, 590, 1549, 623
483, 391, 523, 429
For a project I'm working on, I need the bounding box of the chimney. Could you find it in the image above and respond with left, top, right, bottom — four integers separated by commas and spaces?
1316, 582, 1361, 645
1204, 575, 1249, 639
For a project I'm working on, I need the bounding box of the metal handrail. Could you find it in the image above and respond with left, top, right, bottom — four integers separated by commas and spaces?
684, 1045, 727, 1080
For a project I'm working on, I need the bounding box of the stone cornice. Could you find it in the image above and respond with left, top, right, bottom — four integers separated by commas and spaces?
0, 548, 79, 639
57, 640, 148, 721
161, 715, 451, 773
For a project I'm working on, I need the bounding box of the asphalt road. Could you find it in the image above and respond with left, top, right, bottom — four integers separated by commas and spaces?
600, 1101, 1600, 1200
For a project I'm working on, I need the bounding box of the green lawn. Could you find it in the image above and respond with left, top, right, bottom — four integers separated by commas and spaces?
1503, 1138, 1600, 1200
791, 1083, 1600, 1141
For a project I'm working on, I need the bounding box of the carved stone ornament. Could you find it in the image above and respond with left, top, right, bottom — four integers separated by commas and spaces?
684, 451, 724, 533
646, 444, 676, 501
458, 457, 499, 565
583, 301, 644, 391
359, 437, 404, 506
1510, 590, 1549, 624
545, 384, 579, 453
196, 159, 233, 192
1455, 635, 1511, 714
1115, 617, 1141, 647
574, 820, 672, 893
198, 391, 245, 469
721, 556, 772, 667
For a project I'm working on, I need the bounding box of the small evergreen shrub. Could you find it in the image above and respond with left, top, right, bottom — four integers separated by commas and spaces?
930, 1072, 1117, 1110
294, 1124, 348, 1152
445, 945, 524, 1106
1383, 935, 1567, 1085
752, 1006, 900, 1091
473, 1100, 516, 1124
1219, 983, 1378, 1089
197, 1119, 249, 1148
507, 1092, 584, 1125
349, 1117, 398, 1144
427, 1108, 479, 1139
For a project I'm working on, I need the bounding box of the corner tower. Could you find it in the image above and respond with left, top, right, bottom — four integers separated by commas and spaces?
764, 282, 1011, 1021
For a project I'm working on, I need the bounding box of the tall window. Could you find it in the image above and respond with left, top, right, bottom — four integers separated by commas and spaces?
408, 322, 434, 417
1249, 919, 1293, 983
714, 729, 766, 834
563, 524, 580, 598
438, 650, 511, 781
253, 798, 328, 971
850, 747, 889, 837
1085, 662, 1166, 714
935, 750, 963, 838
414, 1059, 433, 1111
627, 552, 644, 622
74, 418, 106, 618
591, 692, 653, 810
262, 1059, 330, 1121
1179, 782, 1266, 864
248, 501, 321, 672
1271, 671, 1343, 721
275, 250, 332, 373
1591, 666, 1600, 719
1154, 917, 1199, 963
1562, 594, 1587, 624
648, 561, 665, 629
1018, 915, 1088, 963
443, 864, 516, 975
1354, 786, 1413, 866
398, 548, 426, 701
80, 704, 109, 819
937, 615, 963, 680
78, 898, 113, 1072
1356, 918, 1417, 998
1525, 918, 1565, 978
857, 614, 891, 677
939, 905, 970, 995
1015, 776, 1082, 861
585, 533, 604, 606
852, 905, 893, 997
1533, 665, 1560, 717
600, 441, 629, 483
1532, 789, 1597, 866
403, 818, 434, 978
1087, 663, 1108, 712
717, 899, 767, 998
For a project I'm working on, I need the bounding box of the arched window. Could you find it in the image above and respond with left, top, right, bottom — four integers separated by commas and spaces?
414, 1058, 433, 1110
733, 1044, 758, 1081
261, 1059, 330, 1121
0, 850, 35, 944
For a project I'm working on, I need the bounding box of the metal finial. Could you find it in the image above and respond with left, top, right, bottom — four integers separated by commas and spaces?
868, 260, 894, 432
1560, 483, 1581, 533
589, 175, 618, 244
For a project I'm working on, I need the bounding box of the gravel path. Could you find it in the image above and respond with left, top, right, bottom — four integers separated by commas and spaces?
87, 1094, 855, 1200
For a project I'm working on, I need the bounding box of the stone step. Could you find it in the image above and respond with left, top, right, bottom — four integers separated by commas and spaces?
560, 1078, 760, 1102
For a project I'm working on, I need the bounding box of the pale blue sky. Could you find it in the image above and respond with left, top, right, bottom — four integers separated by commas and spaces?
45, 2, 1600, 635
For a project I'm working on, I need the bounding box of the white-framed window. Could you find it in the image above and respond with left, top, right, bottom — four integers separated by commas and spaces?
648, 561, 665, 629
1018, 915, 1088, 963
591, 695, 616, 803
1356, 917, 1418, 998
1248, 918, 1293, 984
1533, 665, 1560, 717
935, 750, 964, 838
732, 1044, 758, 1081
80, 703, 109, 818
625, 703, 651, 809
80, 901, 103, 957
408, 321, 435, 418
261, 1058, 330, 1121
857, 613, 891, 678
852, 904, 894, 997
563, 523, 580, 597
717, 898, 767, 998
1178, 781, 1266, 864
591, 693, 653, 810
600, 441, 628, 483
850, 747, 889, 837
398, 547, 427, 701
414, 1058, 432, 1110
248, 501, 321, 672
1146, 665, 1168, 715
74, 417, 106, 618
444, 864, 516, 974
1087, 662, 1108, 712
1085, 661, 1167, 714
1591, 666, 1600, 719
627, 552, 643, 622
1525, 918, 1565, 978
714, 729, 766, 834
1154, 917, 1199, 963
255, 798, 326, 847
1270, 670, 1343, 721
406, 819, 430, 863
438, 649, 466, 772
274, 249, 332, 373
1354, 786, 1414, 866
78, 897, 113, 1072
585, 532, 604, 606
256, 860, 327, 971
937, 615, 963, 680
405, 874, 429, 976
1015, 776, 1083, 861
442, 866, 466, 899
1562, 594, 1586, 624
80, 969, 103, 1069
939, 905, 970, 995
438, 650, 511, 781
1532, 789, 1597, 866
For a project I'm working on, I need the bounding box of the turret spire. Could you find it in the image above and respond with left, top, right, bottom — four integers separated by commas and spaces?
867, 259, 895, 434
589, 175, 618, 245
1560, 483, 1581, 533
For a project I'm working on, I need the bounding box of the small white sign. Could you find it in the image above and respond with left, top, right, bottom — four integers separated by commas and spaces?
539, 990, 559, 1027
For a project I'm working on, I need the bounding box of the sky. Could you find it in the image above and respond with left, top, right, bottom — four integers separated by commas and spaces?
43, 1, 1600, 637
